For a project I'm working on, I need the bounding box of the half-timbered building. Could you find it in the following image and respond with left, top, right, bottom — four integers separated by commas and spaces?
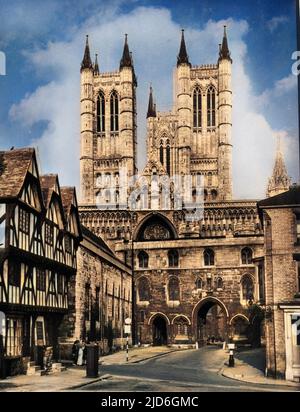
0, 148, 82, 375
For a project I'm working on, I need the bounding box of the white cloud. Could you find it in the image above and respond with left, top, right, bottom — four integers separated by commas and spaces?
267, 16, 289, 33
9, 6, 299, 199
256, 73, 297, 106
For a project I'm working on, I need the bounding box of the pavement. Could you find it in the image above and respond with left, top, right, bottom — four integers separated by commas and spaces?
0, 345, 299, 392
0, 346, 183, 392
221, 347, 300, 388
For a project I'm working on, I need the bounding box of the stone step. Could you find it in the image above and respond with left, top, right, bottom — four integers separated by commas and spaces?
27, 369, 46, 377
27, 361, 36, 368
51, 364, 67, 373
27, 365, 41, 372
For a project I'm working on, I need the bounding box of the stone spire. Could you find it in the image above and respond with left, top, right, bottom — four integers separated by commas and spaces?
267, 137, 291, 198
147, 85, 156, 118
177, 29, 191, 67
81, 35, 93, 72
94, 53, 99, 75
219, 26, 232, 63
120, 34, 132, 69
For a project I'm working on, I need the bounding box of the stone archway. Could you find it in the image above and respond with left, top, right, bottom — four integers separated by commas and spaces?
152, 315, 168, 346
134, 213, 177, 242
230, 315, 250, 343
193, 297, 229, 346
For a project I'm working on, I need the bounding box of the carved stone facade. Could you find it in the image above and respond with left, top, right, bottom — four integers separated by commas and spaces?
80, 203, 264, 346
78, 29, 291, 347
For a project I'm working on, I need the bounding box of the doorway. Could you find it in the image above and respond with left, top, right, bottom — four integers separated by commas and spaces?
195, 298, 228, 346
152, 316, 167, 346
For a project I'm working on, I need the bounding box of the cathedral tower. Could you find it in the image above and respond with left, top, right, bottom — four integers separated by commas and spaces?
80, 35, 137, 205
146, 28, 233, 202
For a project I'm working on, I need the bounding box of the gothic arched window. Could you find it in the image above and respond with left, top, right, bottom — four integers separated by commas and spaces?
96, 173, 102, 187
138, 251, 149, 268
204, 248, 215, 266
168, 277, 180, 301
207, 172, 212, 186
168, 250, 179, 267
104, 189, 111, 203
174, 317, 188, 335
166, 141, 171, 175
110, 90, 119, 132
207, 86, 216, 127
159, 139, 171, 175
193, 87, 202, 129
241, 247, 253, 265
241, 275, 254, 301
196, 278, 202, 289
138, 277, 150, 301
159, 142, 164, 165
97, 91, 105, 132
211, 189, 218, 200
217, 277, 223, 289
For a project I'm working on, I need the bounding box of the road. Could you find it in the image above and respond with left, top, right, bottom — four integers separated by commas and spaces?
78, 347, 299, 392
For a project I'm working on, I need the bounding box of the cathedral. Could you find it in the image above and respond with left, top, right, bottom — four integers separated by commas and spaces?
79, 28, 291, 346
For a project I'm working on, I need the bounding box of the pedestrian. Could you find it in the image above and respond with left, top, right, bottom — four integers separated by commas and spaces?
72, 340, 80, 365
82, 341, 87, 365
77, 340, 84, 366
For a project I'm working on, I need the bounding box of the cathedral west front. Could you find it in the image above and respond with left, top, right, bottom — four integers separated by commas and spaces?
78, 28, 290, 347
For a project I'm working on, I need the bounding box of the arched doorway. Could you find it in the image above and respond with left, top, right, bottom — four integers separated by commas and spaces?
152, 316, 168, 346
193, 298, 228, 346
230, 315, 250, 343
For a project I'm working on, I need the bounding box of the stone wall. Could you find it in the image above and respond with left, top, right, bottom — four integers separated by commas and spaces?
65, 228, 132, 357
263, 207, 300, 378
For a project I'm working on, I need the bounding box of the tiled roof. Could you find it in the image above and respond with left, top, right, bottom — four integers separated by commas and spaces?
40, 174, 59, 208
61, 187, 75, 217
258, 185, 300, 208
81, 225, 114, 256
0, 148, 34, 200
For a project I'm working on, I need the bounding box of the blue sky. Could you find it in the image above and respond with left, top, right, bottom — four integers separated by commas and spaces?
0, 0, 298, 199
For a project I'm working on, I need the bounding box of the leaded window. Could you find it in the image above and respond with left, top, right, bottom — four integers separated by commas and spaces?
241, 275, 254, 301
36, 269, 46, 292
138, 251, 149, 268
45, 223, 54, 246
241, 247, 253, 265
168, 276, 180, 301
19, 208, 30, 235
138, 277, 150, 301
168, 250, 179, 267
204, 248, 215, 266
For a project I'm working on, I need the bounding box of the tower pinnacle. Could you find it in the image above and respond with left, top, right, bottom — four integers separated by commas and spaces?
120, 34, 132, 69
81, 35, 93, 72
94, 53, 99, 75
219, 26, 232, 63
147, 85, 156, 118
267, 136, 291, 197
177, 29, 191, 67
